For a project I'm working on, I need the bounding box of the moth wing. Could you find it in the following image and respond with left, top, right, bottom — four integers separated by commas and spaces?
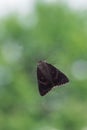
46, 63, 69, 86
37, 67, 53, 96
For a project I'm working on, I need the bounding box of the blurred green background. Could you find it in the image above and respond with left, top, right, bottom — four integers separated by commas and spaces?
0, 1, 87, 130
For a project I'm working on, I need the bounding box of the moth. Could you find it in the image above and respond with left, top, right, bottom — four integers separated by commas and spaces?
37, 61, 69, 96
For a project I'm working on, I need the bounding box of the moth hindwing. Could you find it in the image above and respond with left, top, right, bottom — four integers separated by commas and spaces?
37, 61, 69, 96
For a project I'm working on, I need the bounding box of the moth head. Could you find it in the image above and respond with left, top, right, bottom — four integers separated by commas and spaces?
38, 60, 46, 66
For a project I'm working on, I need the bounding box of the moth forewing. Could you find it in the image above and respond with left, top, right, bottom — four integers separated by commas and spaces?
37, 61, 69, 96
38, 61, 53, 82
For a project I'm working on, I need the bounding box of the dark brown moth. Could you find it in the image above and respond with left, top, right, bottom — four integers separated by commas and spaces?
37, 61, 69, 96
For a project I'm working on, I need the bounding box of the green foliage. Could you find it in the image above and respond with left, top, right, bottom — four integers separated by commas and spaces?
0, 3, 87, 130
